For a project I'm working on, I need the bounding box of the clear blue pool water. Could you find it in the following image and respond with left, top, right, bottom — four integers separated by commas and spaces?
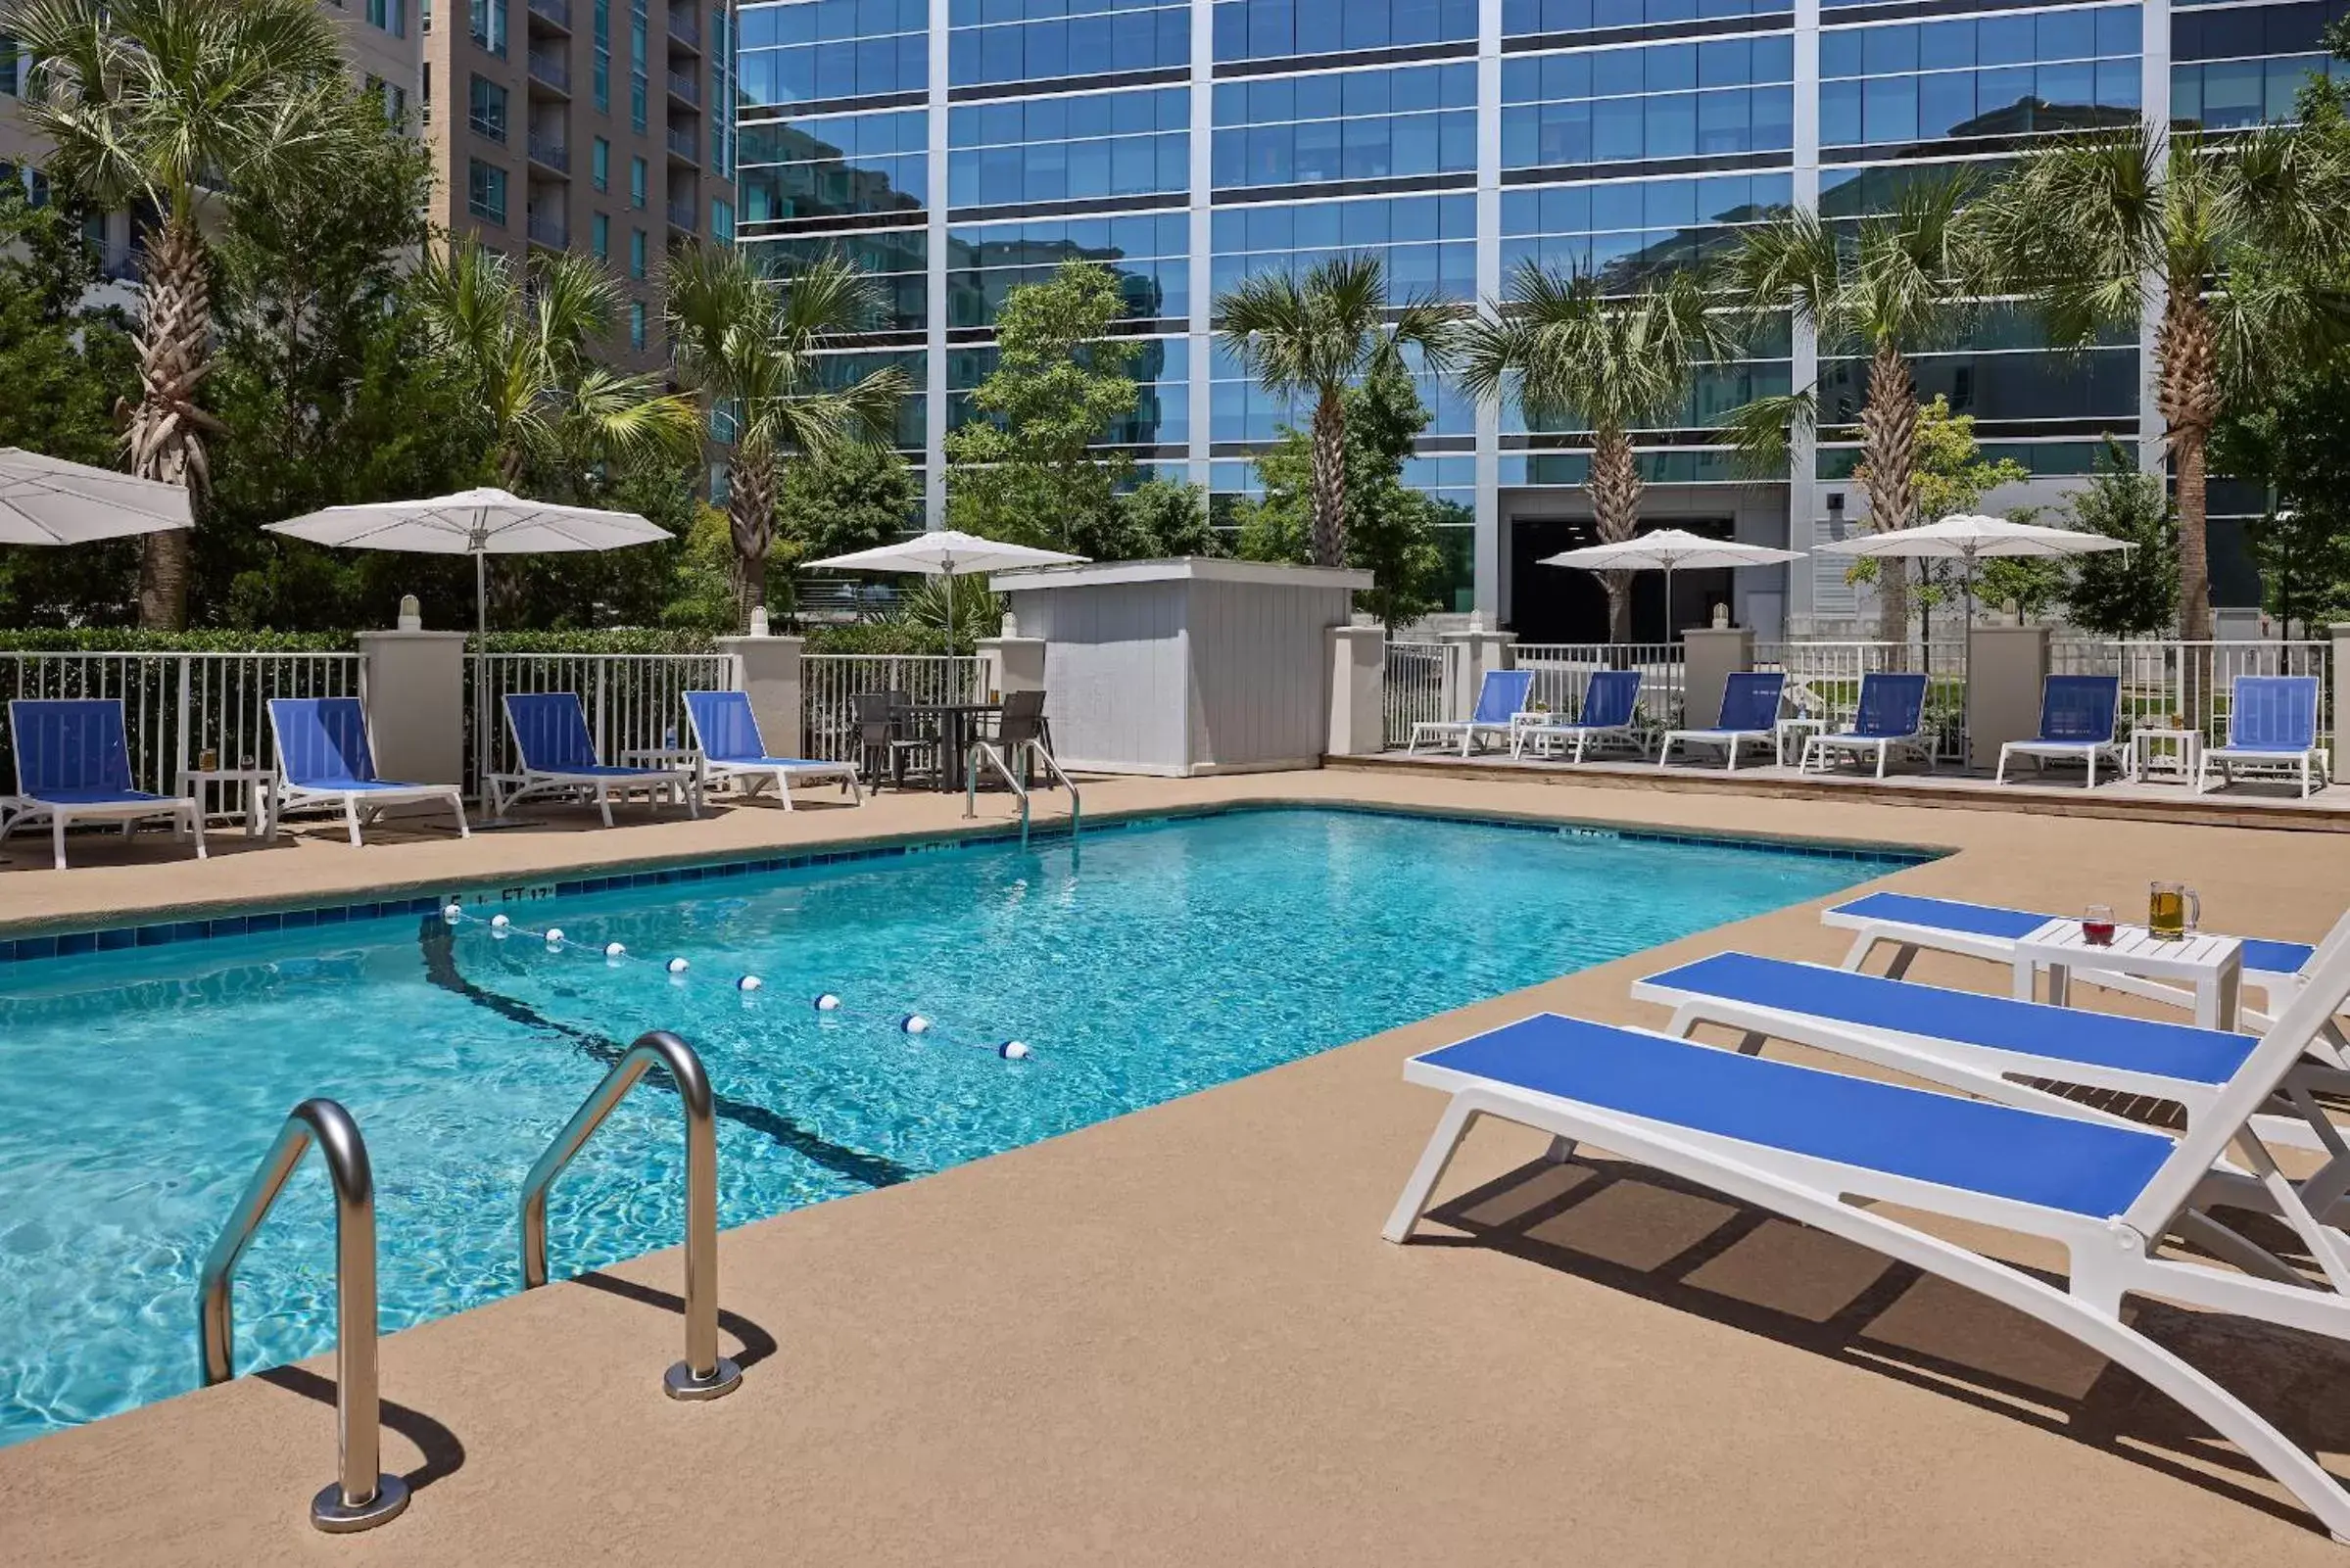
0, 807, 1895, 1447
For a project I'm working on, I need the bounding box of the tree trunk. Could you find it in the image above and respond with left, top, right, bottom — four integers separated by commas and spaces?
1588, 425, 1642, 643
1310, 389, 1347, 569
125, 216, 224, 631
1858, 339, 1917, 645
729, 451, 777, 630
2157, 289, 2220, 642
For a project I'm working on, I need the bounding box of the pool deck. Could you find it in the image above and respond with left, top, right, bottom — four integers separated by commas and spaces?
6, 771, 2350, 1565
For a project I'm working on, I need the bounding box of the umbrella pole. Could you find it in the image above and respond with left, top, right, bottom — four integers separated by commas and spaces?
475, 550, 489, 809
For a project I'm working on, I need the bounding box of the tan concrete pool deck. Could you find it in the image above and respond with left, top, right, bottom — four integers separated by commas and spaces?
6, 771, 2350, 1565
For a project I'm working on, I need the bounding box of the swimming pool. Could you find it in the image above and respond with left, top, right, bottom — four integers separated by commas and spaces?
0, 806, 1909, 1447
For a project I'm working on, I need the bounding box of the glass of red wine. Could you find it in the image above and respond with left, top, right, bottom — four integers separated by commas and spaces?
2083, 904, 2117, 946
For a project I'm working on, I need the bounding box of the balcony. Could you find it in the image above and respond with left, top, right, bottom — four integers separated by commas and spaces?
528, 133, 571, 174
664, 124, 699, 166
665, 68, 699, 107
527, 213, 569, 250
666, 198, 696, 232
527, 49, 571, 94
527, 0, 572, 30
665, 5, 701, 51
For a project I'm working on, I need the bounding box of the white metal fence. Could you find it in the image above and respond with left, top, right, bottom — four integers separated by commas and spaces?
0, 650, 364, 796
1382, 641, 1449, 748
2052, 639, 2332, 756
1754, 639, 1968, 764
799, 653, 985, 764
468, 652, 737, 784
1513, 642, 1687, 728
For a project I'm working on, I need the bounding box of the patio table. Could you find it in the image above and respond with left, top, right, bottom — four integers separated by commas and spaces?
896, 700, 1003, 792
2011, 917, 2244, 1031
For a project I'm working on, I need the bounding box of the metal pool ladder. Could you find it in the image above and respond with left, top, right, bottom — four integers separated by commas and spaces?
963, 738, 1081, 848
199, 1098, 408, 1534
520, 1029, 743, 1402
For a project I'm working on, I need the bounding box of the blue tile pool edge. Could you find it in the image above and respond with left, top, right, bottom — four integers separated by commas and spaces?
0, 800, 1941, 965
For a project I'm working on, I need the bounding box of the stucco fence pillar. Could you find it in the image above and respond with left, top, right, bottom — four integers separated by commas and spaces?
977, 630, 1047, 697
1440, 622, 1517, 721
1326, 621, 1386, 756
1679, 627, 1754, 732
718, 633, 804, 758
355, 629, 467, 812
2333, 624, 2350, 773
1967, 623, 2050, 773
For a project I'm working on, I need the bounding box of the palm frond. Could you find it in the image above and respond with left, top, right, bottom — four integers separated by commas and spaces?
1719, 388, 1818, 477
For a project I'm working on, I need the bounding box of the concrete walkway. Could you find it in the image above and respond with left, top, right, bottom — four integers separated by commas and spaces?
5, 771, 2349, 1566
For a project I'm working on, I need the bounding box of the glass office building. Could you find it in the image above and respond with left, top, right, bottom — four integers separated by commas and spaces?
733, 0, 2345, 638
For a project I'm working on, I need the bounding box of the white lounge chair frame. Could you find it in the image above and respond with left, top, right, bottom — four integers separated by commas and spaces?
1387, 928, 2350, 1542
0, 793, 206, 871
1799, 726, 1933, 779
1655, 725, 1775, 770
1509, 713, 1651, 763
1996, 736, 2127, 785
1407, 670, 1535, 759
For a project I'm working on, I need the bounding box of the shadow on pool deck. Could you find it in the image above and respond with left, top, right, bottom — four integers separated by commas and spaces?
1421, 1153, 2350, 1539
254, 1364, 468, 1496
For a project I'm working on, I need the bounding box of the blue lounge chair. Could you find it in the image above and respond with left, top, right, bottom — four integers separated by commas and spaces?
1799, 671, 1932, 778
2199, 675, 2329, 798
1407, 668, 1534, 758
493, 691, 699, 827
681, 689, 862, 809
1385, 911, 2350, 1541
1655, 671, 1785, 771
1, 698, 203, 870
1820, 890, 2328, 1028
265, 696, 469, 845
1995, 674, 2124, 787
1509, 669, 1646, 763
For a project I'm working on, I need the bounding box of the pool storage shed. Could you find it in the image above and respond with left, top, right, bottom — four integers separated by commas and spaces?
986, 557, 1371, 777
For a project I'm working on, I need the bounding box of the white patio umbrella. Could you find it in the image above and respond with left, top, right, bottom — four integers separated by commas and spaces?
266, 488, 673, 799
0, 448, 193, 543
1814, 512, 2130, 762
803, 528, 1087, 655
1537, 528, 1805, 638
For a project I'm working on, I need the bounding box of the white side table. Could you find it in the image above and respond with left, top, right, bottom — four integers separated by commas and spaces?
176, 767, 275, 838
1775, 717, 1827, 768
2012, 918, 2243, 1031
618, 746, 706, 803
2131, 728, 2202, 785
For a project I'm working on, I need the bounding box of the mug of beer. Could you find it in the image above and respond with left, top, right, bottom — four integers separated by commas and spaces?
2148, 880, 2199, 941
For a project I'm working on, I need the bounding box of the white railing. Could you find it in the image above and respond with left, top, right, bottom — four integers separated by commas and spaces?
2052, 639, 2331, 756
0, 650, 364, 797
1382, 641, 1448, 748
1753, 640, 1968, 763
1512, 642, 1687, 729
799, 653, 985, 764
468, 652, 737, 783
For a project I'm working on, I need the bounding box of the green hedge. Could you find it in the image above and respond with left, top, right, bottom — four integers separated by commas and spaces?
0, 624, 952, 655
0, 630, 357, 652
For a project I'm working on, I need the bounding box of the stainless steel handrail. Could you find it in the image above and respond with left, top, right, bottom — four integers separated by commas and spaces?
963, 738, 1031, 845
198, 1098, 408, 1533
1028, 742, 1081, 838
519, 1030, 742, 1402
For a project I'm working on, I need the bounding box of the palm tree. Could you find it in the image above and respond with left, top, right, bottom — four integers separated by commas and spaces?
664, 242, 909, 626
414, 241, 699, 487
9, 0, 362, 628
1716, 172, 1981, 642
1459, 265, 1733, 641
1976, 121, 2350, 641
1217, 256, 1458, 568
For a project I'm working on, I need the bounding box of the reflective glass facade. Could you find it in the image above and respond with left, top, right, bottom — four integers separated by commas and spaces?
735, 0, 2306, 627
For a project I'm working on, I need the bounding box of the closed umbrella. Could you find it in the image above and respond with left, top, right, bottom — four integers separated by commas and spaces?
0, 448, 193, 543
1814, 512, 2130, 763
267, 488, 673, 797
804, 529, 1086, 657
1537, 527, 1805, 640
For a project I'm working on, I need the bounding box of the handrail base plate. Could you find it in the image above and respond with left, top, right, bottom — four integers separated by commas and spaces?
311, 1474, 409, 1534
665, 1354, 743, 1402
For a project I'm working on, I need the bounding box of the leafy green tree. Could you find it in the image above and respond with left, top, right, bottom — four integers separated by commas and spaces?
1234, 361, 1447, 627
9, 0, 366, 627
1460, 264, 1730, 641
0, 186, 142, 624
665, 242, 908, 625
1103, 478, 1222, 560
1218, 256, 1459, 568
1977, 120, 2350, 639
2061, 440, 2181, 638
945, 260, 1140, 550
1717, 171, 1982, 641
778, 437, 919, 564
2215, 349, 2350, 637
